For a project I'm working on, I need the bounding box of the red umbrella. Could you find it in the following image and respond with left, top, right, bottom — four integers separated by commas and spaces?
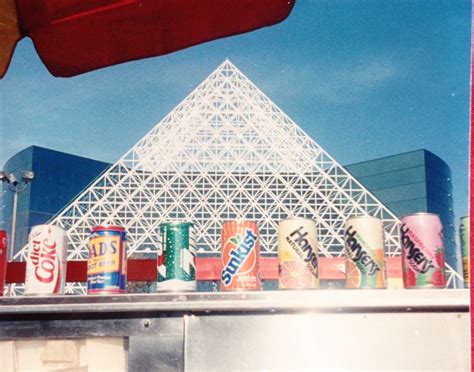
0, 0, 295, 78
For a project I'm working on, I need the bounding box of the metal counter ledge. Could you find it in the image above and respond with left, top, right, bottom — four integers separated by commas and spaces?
0, 289, 470, 370
0, 289, 469, 317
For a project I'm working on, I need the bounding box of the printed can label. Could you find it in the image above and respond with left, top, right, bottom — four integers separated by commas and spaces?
157, 222, 196, 291
401, 213, 446, 289
278, 218, 319, 289
87, 226, 127, 294
221, 220, 260, 291
459, 216, 469, 288
0, 231, 7, 296
25, 225, 68, 295
344, 216, 385, 289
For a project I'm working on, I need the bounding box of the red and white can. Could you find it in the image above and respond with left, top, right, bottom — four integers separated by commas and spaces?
401, 213, 446, 288
24, 225, 68, 295
221, 220, 260, 291
0, 230, 7, 296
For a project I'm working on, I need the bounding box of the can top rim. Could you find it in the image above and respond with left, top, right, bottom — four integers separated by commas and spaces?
222, 219, 257, 224
160, 221, 194, 226
346, 215, 381, 221
31, 224, 65, 230
401, 212, 440, 219
92, 225, 125, 232
280, 217, 314, 222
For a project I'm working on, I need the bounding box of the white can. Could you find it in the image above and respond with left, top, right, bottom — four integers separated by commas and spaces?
344, 216, 386, 289
278, 218, 319, 289
24, 225, 68, 295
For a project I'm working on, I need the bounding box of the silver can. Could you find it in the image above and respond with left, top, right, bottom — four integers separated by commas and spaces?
24, 225, 68, 295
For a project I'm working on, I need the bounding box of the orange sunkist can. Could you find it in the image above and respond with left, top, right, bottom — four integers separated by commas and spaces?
221, 220, 261, 291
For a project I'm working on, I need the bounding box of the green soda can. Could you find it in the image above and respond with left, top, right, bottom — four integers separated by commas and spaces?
459, 216, 469, 288
157, 221, 197, 291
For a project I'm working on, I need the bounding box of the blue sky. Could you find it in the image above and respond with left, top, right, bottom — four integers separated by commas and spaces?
0, 1, 471, 221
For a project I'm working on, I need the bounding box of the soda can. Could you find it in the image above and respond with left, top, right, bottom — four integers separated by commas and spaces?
221, 220, 260, 291
24, 225, 68, 295
400, 213, 446, 289
157, 222, 196, 291
87, 225, 127, 294
0, 231, 7, 296
344, 216, 385, 289
278, 218, 319, 289
459, 216, 469, 288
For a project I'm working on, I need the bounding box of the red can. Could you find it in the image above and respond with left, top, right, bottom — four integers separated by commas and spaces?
221, 220, 260, 291
0, 230, 7, 296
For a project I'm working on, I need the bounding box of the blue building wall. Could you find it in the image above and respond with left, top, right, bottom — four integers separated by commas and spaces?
346, 149, 460, 279
1, 146, 110, 255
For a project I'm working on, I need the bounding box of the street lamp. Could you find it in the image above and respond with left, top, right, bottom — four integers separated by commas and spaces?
1, 170, 34, 261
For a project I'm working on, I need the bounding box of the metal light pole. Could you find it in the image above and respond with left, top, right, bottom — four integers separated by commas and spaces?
0, 170, 34, 260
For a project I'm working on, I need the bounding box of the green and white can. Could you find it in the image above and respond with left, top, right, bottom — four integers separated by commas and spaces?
157, 221, 197, 291
459, 216, 469, 288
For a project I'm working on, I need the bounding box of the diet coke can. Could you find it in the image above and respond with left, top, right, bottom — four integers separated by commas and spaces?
221, 220, 260, 291
0, 230, 7, 296
24, 225, 68, 295
401, 213, 446, 288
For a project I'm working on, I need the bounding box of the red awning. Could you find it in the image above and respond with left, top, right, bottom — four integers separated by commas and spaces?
0, 0, 295, 78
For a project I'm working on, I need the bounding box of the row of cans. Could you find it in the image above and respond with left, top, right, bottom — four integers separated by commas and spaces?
280, 213, 449, 290
345, 213, 447, 289
159, 213, 451, 290
152, 213, 457, 291
17, 223, 198, 295
16, 225, 128, 295
1, 212, 469, 295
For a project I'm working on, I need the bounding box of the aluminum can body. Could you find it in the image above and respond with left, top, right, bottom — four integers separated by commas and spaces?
221, 220, 260, 291
459, 216, 469, 288
157, 222, 196, 291
278, 218, 319, 289
0, 231, 7, 296
24, 225, 68, 295
87, 226, 127, 294
401, 213, 446, 289
344, 216, 385, 289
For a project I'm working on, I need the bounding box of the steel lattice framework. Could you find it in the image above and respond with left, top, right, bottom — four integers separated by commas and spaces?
13, 60, 461, 294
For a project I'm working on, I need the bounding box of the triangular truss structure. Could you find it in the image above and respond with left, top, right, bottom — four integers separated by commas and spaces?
14, 60, 460, 294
